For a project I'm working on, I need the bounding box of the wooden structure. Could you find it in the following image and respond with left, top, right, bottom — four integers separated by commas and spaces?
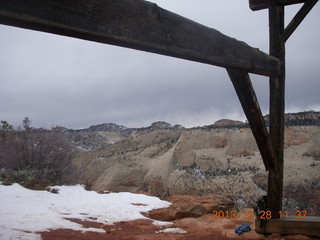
255, 217, 320, 237
0, 0, 318, 236
249, 0, 318, 221
0, 0, 280, 173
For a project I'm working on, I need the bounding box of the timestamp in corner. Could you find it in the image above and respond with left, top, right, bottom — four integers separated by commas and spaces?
259, 210, 308, 220
212, 210, 309, 220
212, 210, 254, 220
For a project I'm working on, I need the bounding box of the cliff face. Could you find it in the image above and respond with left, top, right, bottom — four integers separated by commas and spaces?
72, 124, 320, 213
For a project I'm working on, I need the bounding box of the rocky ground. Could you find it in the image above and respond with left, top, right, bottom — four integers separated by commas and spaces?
39, 194, 318, 240
40, 216, 317, 240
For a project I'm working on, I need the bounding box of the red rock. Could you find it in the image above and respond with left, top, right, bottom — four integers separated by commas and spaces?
145, 194, 234, 221
40, 205, 317, 240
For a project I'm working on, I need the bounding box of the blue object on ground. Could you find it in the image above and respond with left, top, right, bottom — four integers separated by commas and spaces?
234, 223, 251, 235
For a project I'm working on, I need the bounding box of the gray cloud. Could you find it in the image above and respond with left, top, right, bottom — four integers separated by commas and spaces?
0, 1, 319, 129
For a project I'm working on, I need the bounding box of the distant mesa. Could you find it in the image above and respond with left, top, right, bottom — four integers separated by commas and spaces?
211, 111, 320, 128
46, 110, 319, 132
173, 124, 185, 130
88, 123, 127, 132
149, 121, 184, 130
265, 110, 320, 126
51, 126, 68, 132
150, 121, 172, 129
214, 119, 244, 127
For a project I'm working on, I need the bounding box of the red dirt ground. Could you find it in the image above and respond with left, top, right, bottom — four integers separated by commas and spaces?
39, 216, 318, 240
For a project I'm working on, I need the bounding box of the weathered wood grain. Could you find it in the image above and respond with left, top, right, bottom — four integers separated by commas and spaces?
227, 68, 276, 171
249, 0, 305, 11
0, 0, 280, 76
255, 217, 320, 237
268, 5, 286, 219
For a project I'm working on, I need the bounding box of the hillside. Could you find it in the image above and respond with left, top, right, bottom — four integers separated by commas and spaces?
69, 111, 320, 214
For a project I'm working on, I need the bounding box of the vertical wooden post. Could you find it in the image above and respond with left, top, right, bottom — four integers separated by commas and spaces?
268, 5, 285, 219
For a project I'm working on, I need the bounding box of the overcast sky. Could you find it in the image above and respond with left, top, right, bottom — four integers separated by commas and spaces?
1, 1, 319, 129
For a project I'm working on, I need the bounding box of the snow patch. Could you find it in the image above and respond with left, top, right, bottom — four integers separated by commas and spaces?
156, 227, 187, 234
0, 184, 171, 239
153, 221, 173, 227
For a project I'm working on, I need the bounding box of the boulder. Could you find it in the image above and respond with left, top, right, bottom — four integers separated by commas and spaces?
145, 194, 234, 221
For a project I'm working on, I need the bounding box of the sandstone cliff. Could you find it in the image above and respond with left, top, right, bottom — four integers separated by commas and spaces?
72, 123, 320, 214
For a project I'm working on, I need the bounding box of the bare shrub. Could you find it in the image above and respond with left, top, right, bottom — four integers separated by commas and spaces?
0, 118, 75, 187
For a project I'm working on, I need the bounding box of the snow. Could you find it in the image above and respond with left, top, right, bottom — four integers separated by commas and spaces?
156, 228, 187, 234
152, 221, 173, 227
0, 183, 172, 240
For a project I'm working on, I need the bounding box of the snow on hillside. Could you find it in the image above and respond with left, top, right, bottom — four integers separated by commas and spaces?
0, 184, 172, 240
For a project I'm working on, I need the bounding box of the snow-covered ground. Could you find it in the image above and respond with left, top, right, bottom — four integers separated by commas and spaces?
0, 183, 172, 240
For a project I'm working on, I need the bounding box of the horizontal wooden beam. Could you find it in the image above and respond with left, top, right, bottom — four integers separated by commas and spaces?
249, 0, 305, 11
227, 68, 276, 171
0, 0, 280, 76
255, 217, 320, 237
284, 0, 318, 41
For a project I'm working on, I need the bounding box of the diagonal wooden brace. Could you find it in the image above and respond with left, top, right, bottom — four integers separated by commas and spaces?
227, 68, 277, 171
284, 0, 318, 41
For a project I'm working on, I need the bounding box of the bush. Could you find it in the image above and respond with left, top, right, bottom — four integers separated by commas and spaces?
0, 118, 76, 188
46, 187, 59, 194
0, 169, 38, 188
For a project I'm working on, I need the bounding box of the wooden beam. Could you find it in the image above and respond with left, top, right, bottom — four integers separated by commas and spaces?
268, 5, 286, 219
0, 0, 280, 76
249, 0, 305, 11
255, 217, 320, 237
284, 0, 318, 41
227, 68, 276, 171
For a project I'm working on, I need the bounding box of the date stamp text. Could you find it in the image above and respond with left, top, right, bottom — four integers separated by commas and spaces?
212, 210, 308, 220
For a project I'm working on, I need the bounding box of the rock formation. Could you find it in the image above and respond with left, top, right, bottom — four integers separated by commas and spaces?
70, 111, 320, 214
